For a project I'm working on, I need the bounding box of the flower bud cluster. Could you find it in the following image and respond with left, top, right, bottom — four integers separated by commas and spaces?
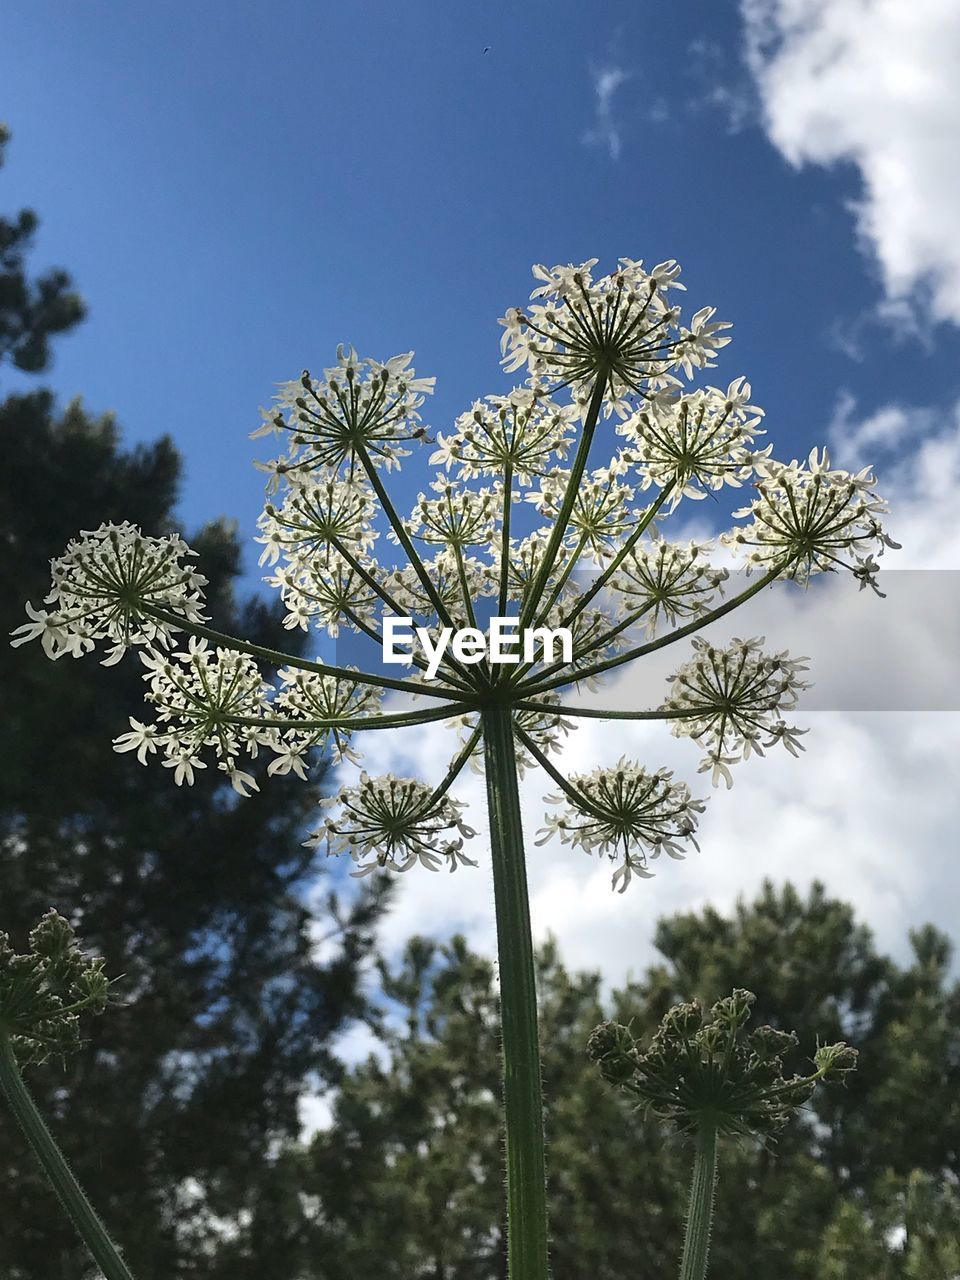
0, 911, 109, 1064
587, 988, 857, 1138
404, 481, 505, 548
255, 475, 376, 567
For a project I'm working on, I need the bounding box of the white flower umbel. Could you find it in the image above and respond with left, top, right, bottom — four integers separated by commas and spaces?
722, 447, 899, 593
663, 636, 810, 789
534, 758, 704, 894
11, 256, 896, 1280
11, 523, 207, 666
315, 773, 477, 875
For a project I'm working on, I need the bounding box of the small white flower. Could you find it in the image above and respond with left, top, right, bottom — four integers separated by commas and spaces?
9, 602, 66, 659
113, 718, 161, 765
162, 751, 206, 787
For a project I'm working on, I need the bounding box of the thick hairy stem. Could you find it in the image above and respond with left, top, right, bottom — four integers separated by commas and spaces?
0, 1031, 137, 1280
679, 1121, 718, 1280
482, 704, 550, 1280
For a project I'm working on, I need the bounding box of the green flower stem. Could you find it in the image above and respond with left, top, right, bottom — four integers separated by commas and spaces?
352, 439, 464, 642
514, 701, 708, 721
679, 1121, 718, 1280
0, 1030, 137, 1280
329, 544, 474, 692
482, 702, 549, 1280
427, 726, 482, 804
519, 372, 608, 629
523, 559, 792, 697
138, 603, 474, 703
212, 702, 471, 732
514, 725, 612, 823
498, 461, 514, 618
558, 481, 675, 628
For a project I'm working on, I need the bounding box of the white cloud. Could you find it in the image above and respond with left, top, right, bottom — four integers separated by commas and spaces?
740, 0, 960, 326
298, 1089, 335, 1139
827, 393, 960, 568
583, 66, 630, 161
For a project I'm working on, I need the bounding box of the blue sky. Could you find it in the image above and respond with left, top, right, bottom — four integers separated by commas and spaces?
4, 0, 958, 591
5, 1, 960, 998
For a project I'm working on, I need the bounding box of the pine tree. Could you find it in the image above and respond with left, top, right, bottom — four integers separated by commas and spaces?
0, 124, 85, 373
0, 129, 389, 1279
301, 882, 960, 1279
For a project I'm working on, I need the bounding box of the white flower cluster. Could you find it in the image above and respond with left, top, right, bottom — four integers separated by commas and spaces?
11, 256, 897, 891
537, 760, 705, 894
611, 537, 728, 634
256, 476, 376, 567
115, 639, 272, 794
114, 642, 382, 794
663, 636, 809, 788
499, 257, 729, 408
251, 347, 436, 484
618, 379, 767, 501
722, 447, 899, 592
10, 523, 207, 666
527, 468, 636, 558
271, 667, 382, 770
310, 773, 477, 875
404, 481, 504, 548
430, 389, 577, 483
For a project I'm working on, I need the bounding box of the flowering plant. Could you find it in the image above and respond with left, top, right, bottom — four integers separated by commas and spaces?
588, 989, 858, 1280
8, 256, 894, 1279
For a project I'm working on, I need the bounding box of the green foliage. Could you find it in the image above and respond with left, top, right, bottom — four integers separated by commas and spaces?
0, 382, 391, 1280
0, 126, 86, 373
0, 145, 390, 1278
298, 883, 960, 1279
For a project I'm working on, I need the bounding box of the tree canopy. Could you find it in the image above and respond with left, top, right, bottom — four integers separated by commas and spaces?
0, 123, 85, 374
0, 127, 389, 1280
300, 881, 960, 1280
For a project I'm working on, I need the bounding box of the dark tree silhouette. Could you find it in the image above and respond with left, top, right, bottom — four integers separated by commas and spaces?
0, 130, 390, 1279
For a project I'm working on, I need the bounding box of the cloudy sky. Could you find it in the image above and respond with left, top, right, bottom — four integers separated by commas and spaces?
4, 1, 960, 1008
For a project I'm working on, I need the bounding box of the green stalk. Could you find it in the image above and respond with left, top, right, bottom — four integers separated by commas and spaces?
139, 603, 473, 703
679, 1121, 718, 1280
0, 1030, 137, 1280
482, 703, 549, 1280
519, 372, 607, 629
